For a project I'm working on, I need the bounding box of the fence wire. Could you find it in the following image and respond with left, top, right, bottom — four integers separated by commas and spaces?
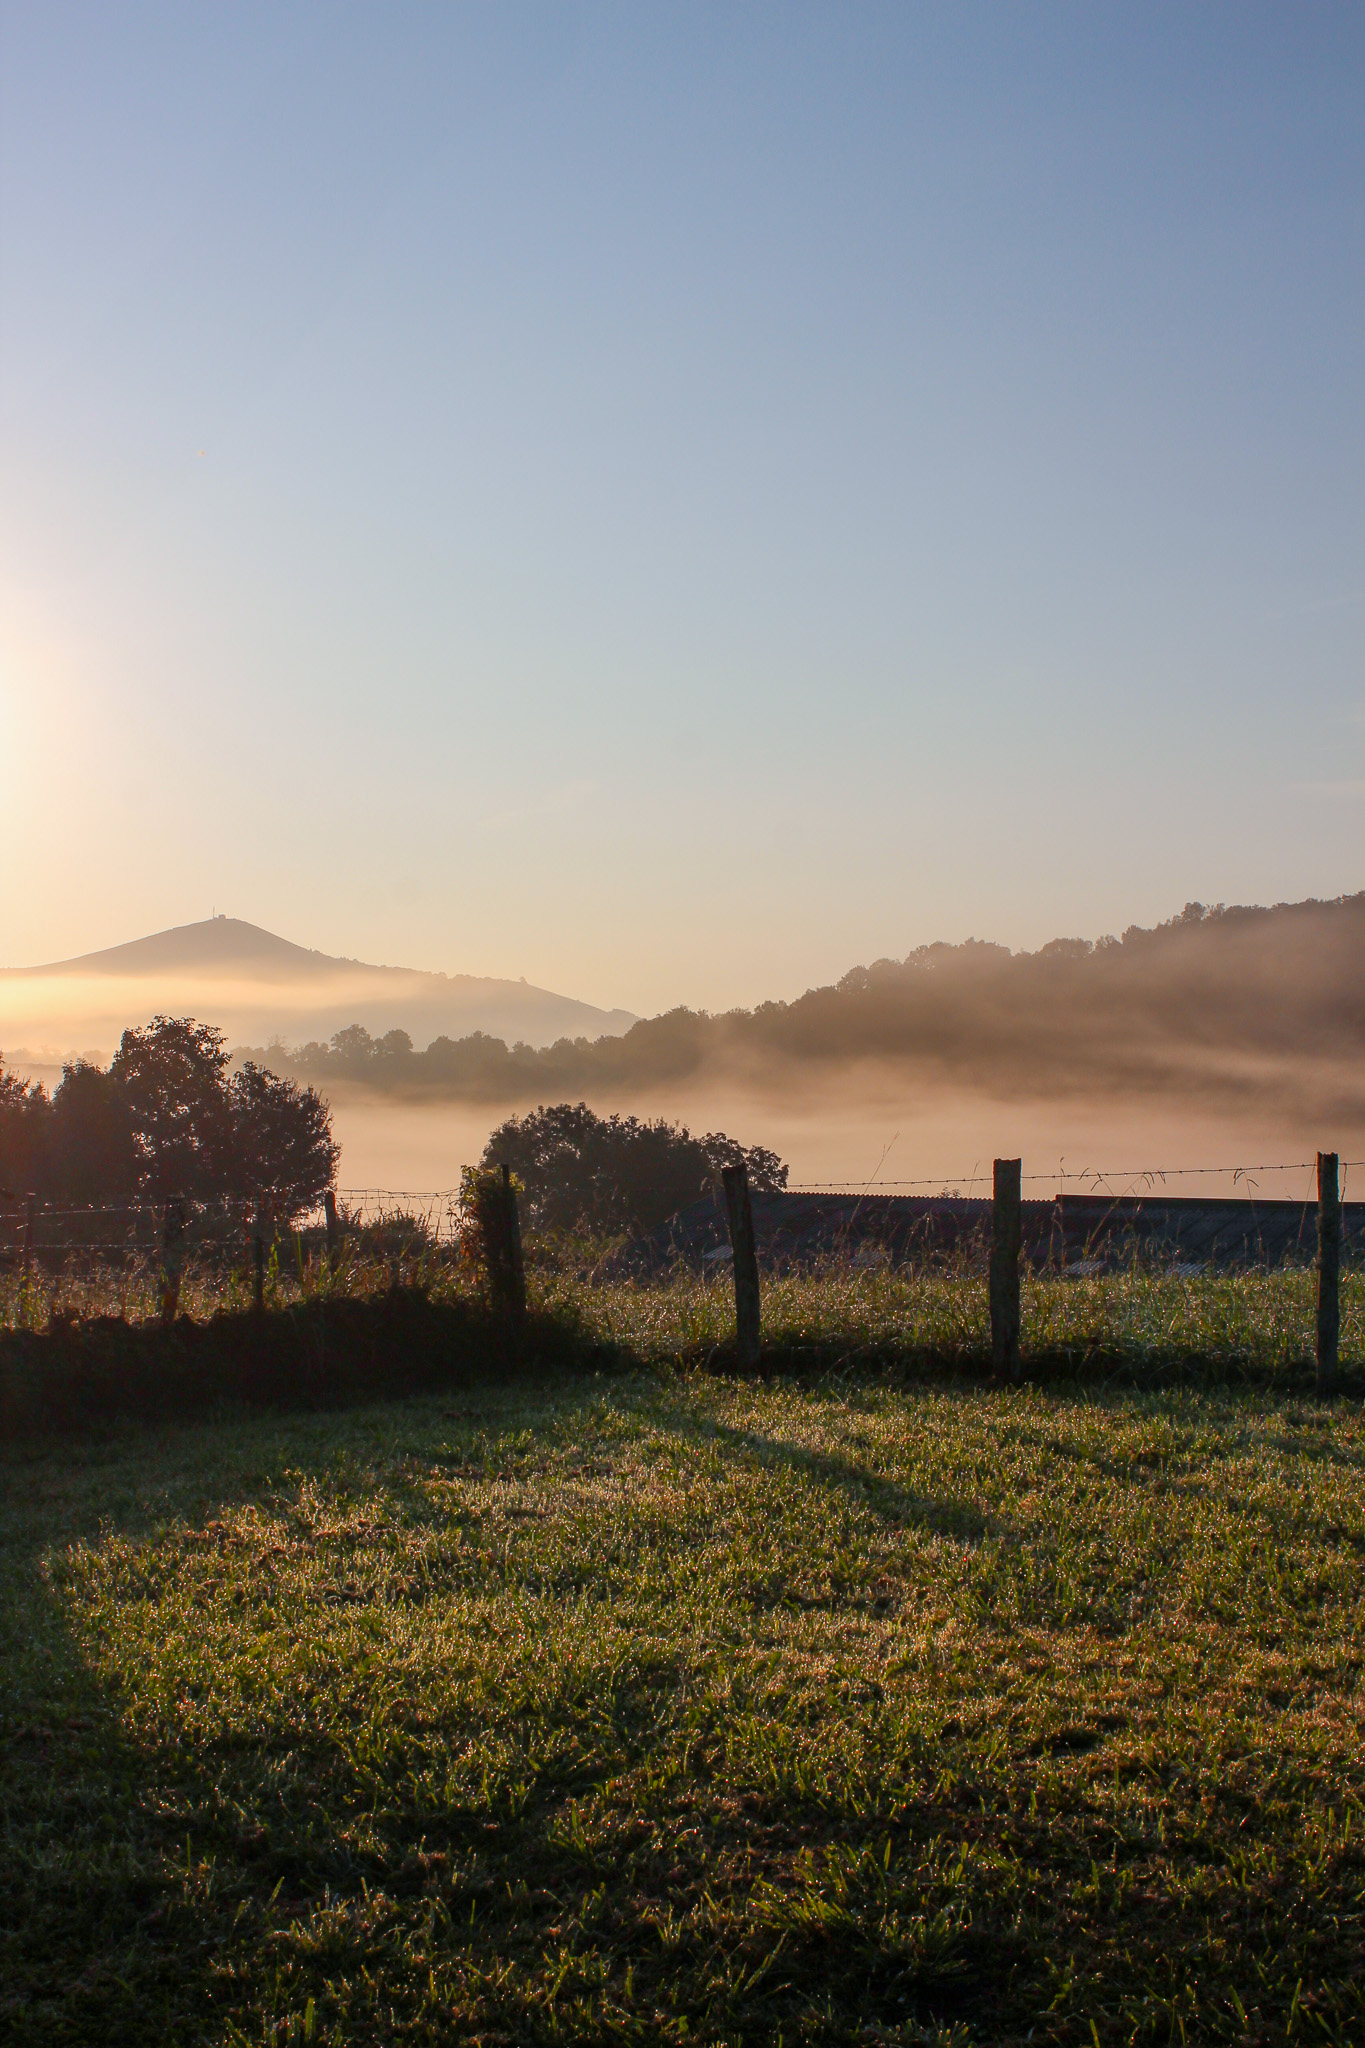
0, 1157, 1359, 1265
789, 1159, 1363, 1196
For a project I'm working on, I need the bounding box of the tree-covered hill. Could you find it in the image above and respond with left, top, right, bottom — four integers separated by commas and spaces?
236, 892, 1365, 1114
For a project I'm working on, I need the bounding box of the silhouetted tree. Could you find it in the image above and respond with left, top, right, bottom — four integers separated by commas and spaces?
228, 1062, 339, 1217
328, 1025, 375, 1073
0, 1024, 340, 1217
480, 1102, 787, 1236
49, 1061, 138, 1204
110, 1017, 236, 1199
0, 1061, 50, 1197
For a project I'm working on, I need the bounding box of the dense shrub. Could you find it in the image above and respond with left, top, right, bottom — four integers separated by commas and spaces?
479, 1101, 786, 1237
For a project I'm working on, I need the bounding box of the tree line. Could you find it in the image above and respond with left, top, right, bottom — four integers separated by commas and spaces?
0, 1017, 337, 1217
236, 893, 1365, 1118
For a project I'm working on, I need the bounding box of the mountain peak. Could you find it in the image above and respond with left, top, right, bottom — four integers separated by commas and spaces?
17, 917, 338, 980
0, 918, 636, 1055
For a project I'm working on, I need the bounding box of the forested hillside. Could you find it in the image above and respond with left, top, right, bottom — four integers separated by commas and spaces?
237, 894, 1365, 1112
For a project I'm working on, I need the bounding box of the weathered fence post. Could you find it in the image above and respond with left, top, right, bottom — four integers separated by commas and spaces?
253, 1197, 266, 1313
1317, 1150, 1340, 1396
324, 1189, 338, 1259
990, 1158, 1022, 1378
721, 1162, 762, 1370
160, 1197, 186, 1323
22, 1191, 35, 1282
479, 1165, 527, 1322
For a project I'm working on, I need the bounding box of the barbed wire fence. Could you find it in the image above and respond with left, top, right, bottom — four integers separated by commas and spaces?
0, 1158, 1360, 1254
788, 1160, 1363, 1194
0, 1151, 1356, 1389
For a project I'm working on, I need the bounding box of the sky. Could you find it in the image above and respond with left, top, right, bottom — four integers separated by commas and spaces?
2, 2, 1363, 1017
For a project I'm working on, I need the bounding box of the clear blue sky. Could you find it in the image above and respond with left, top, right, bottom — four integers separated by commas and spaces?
2, 3, 1362, 1011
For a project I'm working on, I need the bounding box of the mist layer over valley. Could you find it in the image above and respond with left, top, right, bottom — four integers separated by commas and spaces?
6, 895, 1365, 1195
256, 890, 1365, 1114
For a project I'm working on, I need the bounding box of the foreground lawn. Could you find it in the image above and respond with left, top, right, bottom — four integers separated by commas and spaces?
2, 1370, 1364, 2044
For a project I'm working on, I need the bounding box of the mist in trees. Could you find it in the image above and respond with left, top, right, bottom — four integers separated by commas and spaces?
235, 893, 1365, 1124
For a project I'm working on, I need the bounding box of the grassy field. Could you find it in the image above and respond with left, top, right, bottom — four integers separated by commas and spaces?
4, 1350, 1365, 2044
5, 1251, 1365, 1380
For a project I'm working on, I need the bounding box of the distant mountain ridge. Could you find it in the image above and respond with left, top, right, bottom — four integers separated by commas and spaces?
252, 891, 1365, 1126
0, 917, 636, 1060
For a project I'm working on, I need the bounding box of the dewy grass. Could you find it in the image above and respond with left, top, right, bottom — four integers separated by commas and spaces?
4, 1258, 1363, 1397
3, 1370, 1364, 2043
537, 1265, 1362, 1379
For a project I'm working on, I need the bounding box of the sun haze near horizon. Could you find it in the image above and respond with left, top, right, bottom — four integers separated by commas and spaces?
1, 3, 1363, 1017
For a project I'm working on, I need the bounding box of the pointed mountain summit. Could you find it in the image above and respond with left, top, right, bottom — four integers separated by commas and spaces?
0, 917, 636, 1062
14, 917, 343, 981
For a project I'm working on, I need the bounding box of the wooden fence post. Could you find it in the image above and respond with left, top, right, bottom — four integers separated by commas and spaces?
721, 1163, 762, 1370
161, 1197, 186, 1323
22, 1192, 35, 1283
990, 1158, 1022, 1378
324, 1189, 338, 1259
485, 1164, 527, 1321
253, 1198, 266, 1313
1317, 1150, 1340, 1396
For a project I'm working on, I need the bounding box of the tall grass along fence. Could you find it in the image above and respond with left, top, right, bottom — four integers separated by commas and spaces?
1, 1151, 1362, 1439
0, 1185, 466, 1320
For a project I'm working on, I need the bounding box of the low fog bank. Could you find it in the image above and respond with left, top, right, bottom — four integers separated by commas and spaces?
326, 1072, 1349, 1204
242, 895, 1365, 1132
0, 971, 634, 1064
10, 895, 1365, 1193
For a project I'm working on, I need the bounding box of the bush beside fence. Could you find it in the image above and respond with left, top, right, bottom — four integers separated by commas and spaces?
0, 1287, 610, 1440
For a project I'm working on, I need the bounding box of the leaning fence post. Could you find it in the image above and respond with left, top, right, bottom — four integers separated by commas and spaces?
324, 1189, 338, 1259
990, 1158, 1022, 1378
161, 1197, 186, 1323
721, 1163, 762, 1370
1317, 1151, 1340, 1395
252, 1197, 266, 1313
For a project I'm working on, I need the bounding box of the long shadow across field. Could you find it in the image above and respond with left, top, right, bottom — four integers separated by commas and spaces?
0, 1375, 1023, 2044
2, 1392, 574, 2043
6, 1369, 1365, 2044
682, 1410, 998, 1543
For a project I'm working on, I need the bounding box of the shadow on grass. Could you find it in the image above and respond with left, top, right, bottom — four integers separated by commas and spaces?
4, 1278, 1358, 1449
688, 1411, 997, 1546
0, 1287, 621, 1441
8, 1369, 1365, 2043
0, 1385, 1009, 2045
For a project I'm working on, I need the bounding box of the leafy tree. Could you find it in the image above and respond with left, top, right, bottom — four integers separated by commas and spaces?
0, 1022, 339, 1219
480, 1102, 787, 1237
328, 1025, 375, 1073
110, 1017, 236, 1199
0, 1061, 50, 1197
228, 1062, 339, 1216
48, 1061, 138, 1204
108, 1017, 338, 1215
